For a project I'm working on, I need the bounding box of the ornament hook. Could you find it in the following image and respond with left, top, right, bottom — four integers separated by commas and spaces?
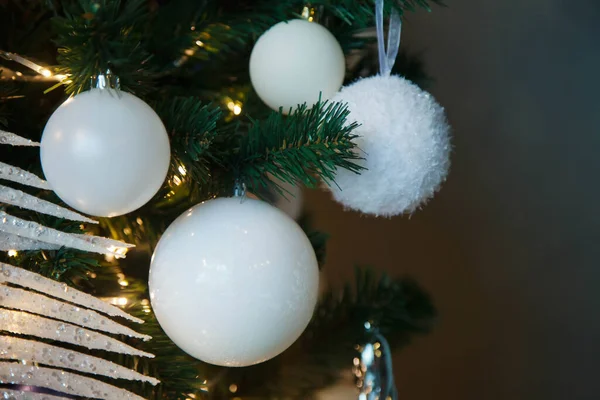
375, 0, 402, 77
355, 321, 399, 400
92, 69, 121, 90
233, 179, 247, 198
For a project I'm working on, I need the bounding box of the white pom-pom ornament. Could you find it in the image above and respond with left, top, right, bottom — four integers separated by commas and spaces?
250, 19, 345, 113
41, 86, 170, 217
328, 2, 450, 216
329, 75, 451, 216
149, 197, 319, 367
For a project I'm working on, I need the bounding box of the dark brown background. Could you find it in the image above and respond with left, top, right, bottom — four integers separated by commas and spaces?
309, 1, 600, 399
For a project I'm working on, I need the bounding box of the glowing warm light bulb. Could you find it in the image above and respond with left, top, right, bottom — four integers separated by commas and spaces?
227, 101, 243, 116
40, 69, 52, 78
107, 246, 129, 259
7, 250, 18, 257
196, 40, 204, 47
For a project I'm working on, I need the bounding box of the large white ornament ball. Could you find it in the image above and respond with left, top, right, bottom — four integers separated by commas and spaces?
250, 19, 345, 113
329, 75, 451, 216
148, 197, 319, 367
41, 89, 170, 217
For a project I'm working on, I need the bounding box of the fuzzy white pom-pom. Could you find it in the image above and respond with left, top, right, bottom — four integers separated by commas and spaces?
329, 75, 451, 216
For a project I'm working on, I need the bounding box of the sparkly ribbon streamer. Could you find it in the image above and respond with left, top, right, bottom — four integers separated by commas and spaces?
0, 309, 154, 358
0, 285, 151, 340
375, 0, 402, 77
0, 161, 50, 190
0, 211, 133, 257
0, 362, 146, 400
0, 185, 97, 224
0, 336, 159, 385
0, 231, 61, 251
0, 262, 143, 324
0, 389, 67, 400
0, 130, 39, 146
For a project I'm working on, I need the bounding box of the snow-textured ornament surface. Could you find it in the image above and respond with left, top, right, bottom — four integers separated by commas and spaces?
149, 196, 319, 367
40, 72, 170, 217
250, 19, 345, 113
329, 75, 450, 216
328, 4, 450, 216
0, 263, 158, 399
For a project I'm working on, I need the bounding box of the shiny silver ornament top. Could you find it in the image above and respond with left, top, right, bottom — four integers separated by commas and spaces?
353, 322, 398, 400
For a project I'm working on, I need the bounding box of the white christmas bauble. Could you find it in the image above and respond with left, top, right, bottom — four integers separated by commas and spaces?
250, 19, 345, 113
148, 197, 319, 367
328, 75, 451, 216
40, 89, 170, 217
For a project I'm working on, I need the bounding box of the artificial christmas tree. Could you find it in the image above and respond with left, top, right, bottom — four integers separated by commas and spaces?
0, 0, 443, 398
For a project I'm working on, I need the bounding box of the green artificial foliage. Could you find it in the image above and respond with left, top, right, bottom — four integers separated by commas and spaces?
239, 100, 363, 193
0, 0, 442, 398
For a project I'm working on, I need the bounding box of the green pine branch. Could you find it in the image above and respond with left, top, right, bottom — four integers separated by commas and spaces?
238, 100, 363, 194
154, 97, 222, 184
52, 0, 155, 94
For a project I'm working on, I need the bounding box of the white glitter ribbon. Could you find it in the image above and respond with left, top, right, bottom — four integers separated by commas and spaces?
0, 263, 143, 323
0, 130, 39, 146
0, 285, 151, 341
0, 336, 159, 385
375, 0, 402, 77
0, 389, 66, 399
0, 231, 62, 251
0, 212, 133, 257
0, 264, 157, 398
0, 309, 154, 358
0, 161, 50, 190
0, 184, 97, 224
0, 362, 146, 400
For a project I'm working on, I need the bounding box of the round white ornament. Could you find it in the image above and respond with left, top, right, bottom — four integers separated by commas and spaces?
149, 197, 319, 367
250, 19, 345, 113
329, 75, 451, 216
41, 88, 170, 217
